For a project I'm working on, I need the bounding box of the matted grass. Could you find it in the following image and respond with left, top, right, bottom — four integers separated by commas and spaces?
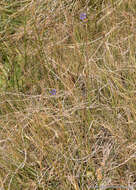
0, 0, 136, 189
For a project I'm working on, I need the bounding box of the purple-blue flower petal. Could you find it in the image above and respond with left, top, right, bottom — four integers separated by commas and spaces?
49, 89, 56, 95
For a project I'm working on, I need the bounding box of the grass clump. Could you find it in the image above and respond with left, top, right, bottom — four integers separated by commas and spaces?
0, 0, 136, 189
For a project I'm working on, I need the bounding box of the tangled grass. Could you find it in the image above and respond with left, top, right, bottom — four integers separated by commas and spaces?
0, 0, 136, 189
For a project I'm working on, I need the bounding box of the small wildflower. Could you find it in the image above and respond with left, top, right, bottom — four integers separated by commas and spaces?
49, 89, 56, 95
80, 12, 87, 22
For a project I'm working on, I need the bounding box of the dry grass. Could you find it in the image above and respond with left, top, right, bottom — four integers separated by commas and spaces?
0, 0, 136, 189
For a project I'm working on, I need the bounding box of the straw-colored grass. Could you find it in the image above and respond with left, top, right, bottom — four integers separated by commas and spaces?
0, 0, 136, 189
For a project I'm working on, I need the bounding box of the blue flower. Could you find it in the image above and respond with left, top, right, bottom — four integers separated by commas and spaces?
80, 13, 87, 21
49, 89, 56, 95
